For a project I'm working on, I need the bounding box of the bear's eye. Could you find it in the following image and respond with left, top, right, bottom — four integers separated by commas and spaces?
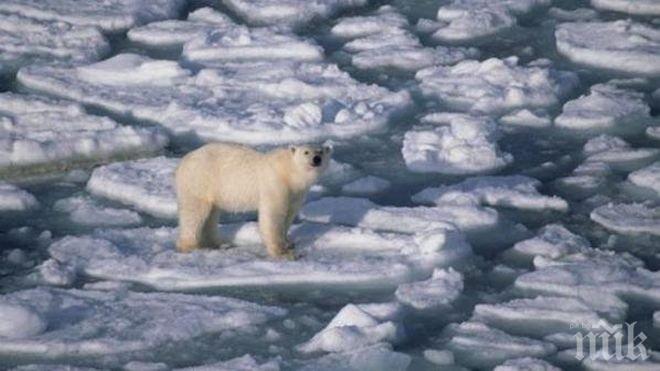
304, 150, 310, 155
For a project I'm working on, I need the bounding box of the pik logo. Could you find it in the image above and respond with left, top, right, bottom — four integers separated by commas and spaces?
574, 320, 649, 361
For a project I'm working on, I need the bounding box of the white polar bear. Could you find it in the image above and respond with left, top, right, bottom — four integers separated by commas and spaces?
175, 143, 331, 259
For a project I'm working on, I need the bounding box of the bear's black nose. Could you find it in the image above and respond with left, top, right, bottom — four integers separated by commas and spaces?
313, 155, 322, 166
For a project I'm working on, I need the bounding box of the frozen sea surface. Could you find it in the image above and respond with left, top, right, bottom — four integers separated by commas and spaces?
1, 0, 660, 370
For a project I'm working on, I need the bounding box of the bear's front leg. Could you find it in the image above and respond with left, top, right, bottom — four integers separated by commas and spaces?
258, 194, 295, 260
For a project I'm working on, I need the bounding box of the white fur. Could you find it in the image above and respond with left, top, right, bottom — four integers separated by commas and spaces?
175, 143, 331, 258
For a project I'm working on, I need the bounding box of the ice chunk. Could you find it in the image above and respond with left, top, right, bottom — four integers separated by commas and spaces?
648, 127, 660, 141
175, 355, 279, 371
395, 268, 463, 310
494, 357, 560, 371
0, 183, 38, 212
0, 303, 47, 339
499, 109, 552, 128
86, 157, 177, 219
220, 0, 368, 28
402, 114, 512, 174
297, 302, 404, 353
0, 287, 285, 363
556, 21, 660, 76
503, 224, 590, 265
583, 135, 660, 172
297, 343, 411, 371
0, 93, 167, 177
416, 57, 577, 115
332, 6, 478, 72
553, 161, 612, 199
555, 83, 651, 136
0, 0, 185, 33
548, 7, 599, 22
18, 55, 410, 146
412, 175, 568, 212
591, 203, 660, 236
127, 7, 234, 48
42, 222, 471, 290
581, 350, 660, 370
54, 196, 142, 227
423, 349, 454, 365
341, 176, 391, 196
443, 321, 557, 369
0, 13, 109, 75
426, 0, 551, 43
473, 296, 618, 338
628, 162, 660, 197
591, 0, 660, 16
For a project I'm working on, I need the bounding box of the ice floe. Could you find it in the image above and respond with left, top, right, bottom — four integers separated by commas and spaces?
416, 57, 578, 115
395, 268, 463, 310
53, 196, 143, 227
0, 13, 109, 75
0, 0, 185, 33
220, 0, 368, 28
502, 224, 590, 266
553, 160, 612, 199
591, 203, 660, 236
442, 321, 557, 369
297, 302, 404, 353
412, 175, 568, 212
591, 0, 660, 16
583, 135, 660, 172
419, 0, 551, 44
0, 92, 167, 177
499, 109, 552, 128
0, 182, 38, 212
494, 357, 560, 371
555, 83, 651, 137
401, 113, 513, 174
628, 162, 660, 197
556, 21, 660, 76
127, 7, 234, 48
0, 303, 47, 339
548, 7, 599, 22
18, 54, 410, 146
341, 175, 391, 196
331, 6, 478, 73
174, 355, 279, 371
40, 222, 472, 291
0, 287, 285, 364
297, 343, 411, 371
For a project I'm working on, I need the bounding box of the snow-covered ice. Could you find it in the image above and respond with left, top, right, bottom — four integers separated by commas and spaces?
0, 0, 185, 33
416, 57, 577, 115
556, 21, 660, 76
341, 176, 391, 196
591, 203, 660, 236
0, 92, 167, 176
53, 196, 143, 227
412, 175, 568, 212
39, 222, 472, 290
297, 343, 410, 371
591, 0, 660, 16
583, 135, 660, 172
0, 13, 109, 75
395, 268, 463, 310
402, 113, 513, 174
628, 162, 660, 197
0, 182, 38, 212
555, 83, 651, 137
503, 224, 590, 265
0, 287, 285, 364
18, 54, 410, 146
494, 357, 560, 371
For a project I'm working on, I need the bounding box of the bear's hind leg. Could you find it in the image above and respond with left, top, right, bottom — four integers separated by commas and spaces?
176, 196, 212, 253
201, 206, 223, 248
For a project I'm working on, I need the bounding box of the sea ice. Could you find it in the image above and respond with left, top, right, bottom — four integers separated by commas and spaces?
297, 302, 404, 353
591, 203, 660, 236
502, 224, 590, 266
422, 0, 551, 43
18, 54, 410, 146
127, 7, 234, 48
583, 135, 660, 172
0, 303, 47, 339
331, 6, 478, 72
442, 321, 557, 369
341, 176, 391, 196
175, 355, 279, 371
0, 13, 109, 75
0, 0, 186, 33
401, 113, 513, 174
395, 268, 463, 310
297, 343, 411, 371
412, 175, 568, 212
0, 182, 38, 212
53, 196, 143, 227
590, 0, 660, 16
494, 357, 560, 371
499, 109, 552, 128
0, 287, 285, 363
0, 92, 167, 177
416, 57, 577, 115
220, 0, 368, 28
40, 222, 472, 291
556, 21, 660, 76
548, 7, 599, 22
553, 161, 612, 199
627, 162, 660, 197
555, 83, 651, 136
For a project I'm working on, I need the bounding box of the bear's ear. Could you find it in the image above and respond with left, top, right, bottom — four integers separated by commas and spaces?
289, 145, 296, 154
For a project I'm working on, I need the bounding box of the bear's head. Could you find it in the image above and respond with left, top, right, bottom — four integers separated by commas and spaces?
289, 143, 332, 179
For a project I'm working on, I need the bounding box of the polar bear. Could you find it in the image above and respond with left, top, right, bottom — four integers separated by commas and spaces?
175, 143, 331, 259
